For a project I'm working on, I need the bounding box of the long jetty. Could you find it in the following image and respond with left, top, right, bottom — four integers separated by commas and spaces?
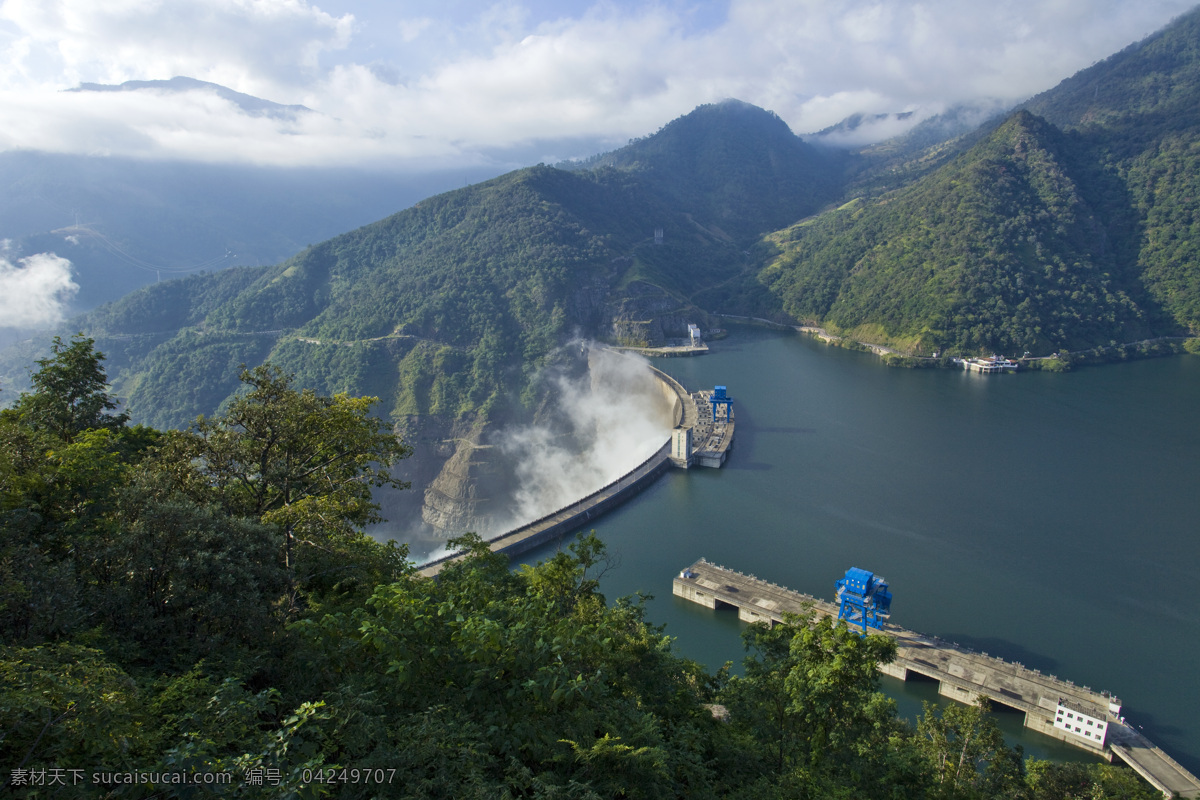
674, 558, 1200, 798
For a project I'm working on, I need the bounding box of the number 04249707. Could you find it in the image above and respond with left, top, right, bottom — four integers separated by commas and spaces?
303, 768, 397, 784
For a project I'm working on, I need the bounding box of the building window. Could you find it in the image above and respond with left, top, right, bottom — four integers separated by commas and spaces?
1075, 727, 1081, 732
1087, 720, 1093, 726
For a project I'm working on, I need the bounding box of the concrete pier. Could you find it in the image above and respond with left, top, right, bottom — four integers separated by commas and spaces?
673, 559, 1200, 798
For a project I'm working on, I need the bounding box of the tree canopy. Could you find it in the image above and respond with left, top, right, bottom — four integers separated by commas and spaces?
0, 342, 1166, 798
12, 334, 129, 442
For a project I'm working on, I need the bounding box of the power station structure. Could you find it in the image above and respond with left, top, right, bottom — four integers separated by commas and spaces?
835, 567, 892, 635
665, 378, 735, 470
709, 385, 732, 423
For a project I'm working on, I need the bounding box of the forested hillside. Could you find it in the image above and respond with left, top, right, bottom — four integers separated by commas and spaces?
573, 99, 846, 243
760, 111, 1164, 355
10, 100, 842, 431
1017, 6, 1200, 332
0, 340, 1162, 799
755, 6, 1200, 354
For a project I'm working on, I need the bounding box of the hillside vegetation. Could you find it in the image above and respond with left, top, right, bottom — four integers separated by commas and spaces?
756, 6, 1200, 354
17, 101, 842, 430
0, 340, 1161, 799
760, 111, 1163, 354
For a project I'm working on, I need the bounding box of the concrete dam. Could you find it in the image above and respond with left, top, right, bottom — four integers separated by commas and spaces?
674, 559, 1200, 799
419, 357, 733, 577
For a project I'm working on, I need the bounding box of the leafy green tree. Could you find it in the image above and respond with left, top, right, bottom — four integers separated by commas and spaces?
0, 644, 148, 788
160, 365, 413, 605
0, 422, 150, 645
94, 484, 289, 667
722, 612, 903, 795
282, 533, 727, 798
916, 698, 1027, 799
1025, 759, 1161, 800
13, 334, 129, 443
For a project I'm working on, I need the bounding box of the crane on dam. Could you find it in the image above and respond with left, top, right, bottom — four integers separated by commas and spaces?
836, 567, 892, 635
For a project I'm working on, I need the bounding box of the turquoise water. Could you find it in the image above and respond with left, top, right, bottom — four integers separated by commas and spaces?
518, 326, 1200, 770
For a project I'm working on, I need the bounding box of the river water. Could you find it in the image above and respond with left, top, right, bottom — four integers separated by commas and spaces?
516, 325, 1200, 771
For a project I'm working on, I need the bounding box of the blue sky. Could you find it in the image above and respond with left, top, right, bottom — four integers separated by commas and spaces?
0, 0, 1195, 168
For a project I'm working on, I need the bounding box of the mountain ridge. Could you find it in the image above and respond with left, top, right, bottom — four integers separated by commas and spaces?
10, 9, 1200, 531
67, 76, 315, 120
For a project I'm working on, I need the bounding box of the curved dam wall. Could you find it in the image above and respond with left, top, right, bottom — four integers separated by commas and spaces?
650, 365, 689, 428
419, 358, 689, 578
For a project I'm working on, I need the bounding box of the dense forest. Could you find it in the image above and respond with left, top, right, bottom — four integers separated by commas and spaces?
0, 337, 1163, 798
758, 111, 1163, 355
754, 6, 1200, 355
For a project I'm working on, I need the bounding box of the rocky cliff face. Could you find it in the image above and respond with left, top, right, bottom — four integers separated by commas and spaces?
419, 416, 509, 537
380, 412, 512, 540
606, 281, 709, 346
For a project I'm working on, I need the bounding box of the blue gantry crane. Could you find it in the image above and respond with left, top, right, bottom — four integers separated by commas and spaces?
835, 567, 892, 635
709, 385, 732, 423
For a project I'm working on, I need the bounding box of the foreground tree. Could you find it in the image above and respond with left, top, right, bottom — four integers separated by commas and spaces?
12, 334, 129, 443
160, 365, 413, 607
720, 612, 925, 797
917, 698, 1027, 799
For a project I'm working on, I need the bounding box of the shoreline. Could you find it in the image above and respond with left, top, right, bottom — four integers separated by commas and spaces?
713, 314, 1193, 371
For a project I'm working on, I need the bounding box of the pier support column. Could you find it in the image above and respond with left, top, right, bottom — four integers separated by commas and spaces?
672, 581, 717, 608
738, 606, 775, 626
938, 681, 979, 704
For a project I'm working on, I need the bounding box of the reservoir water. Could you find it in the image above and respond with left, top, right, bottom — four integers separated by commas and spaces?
516, 326, 1200, 772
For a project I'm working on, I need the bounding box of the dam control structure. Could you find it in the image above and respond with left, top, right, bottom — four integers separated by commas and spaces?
671, 385, 735, 469
673, 559, 1200, 798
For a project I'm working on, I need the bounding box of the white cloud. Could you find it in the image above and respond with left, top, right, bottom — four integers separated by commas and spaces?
0, 253, 78, 328
0, 0, 352, 95
0, 0, 1194, 167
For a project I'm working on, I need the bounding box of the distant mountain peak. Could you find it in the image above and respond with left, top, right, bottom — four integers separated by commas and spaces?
67, 76, 316, 120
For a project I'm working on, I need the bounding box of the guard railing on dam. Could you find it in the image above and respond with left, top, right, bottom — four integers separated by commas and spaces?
418, 360, 695, 577
673, 558, 1200, 799
418, 440, 672, 577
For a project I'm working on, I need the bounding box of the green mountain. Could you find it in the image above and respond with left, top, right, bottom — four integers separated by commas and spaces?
760, 110, 1165, 354
2, 102, 843, 535
756, 7, 1200, 353
55, 101, 840, 431
575, 99, 846, 242
1019, 7, 1200, 332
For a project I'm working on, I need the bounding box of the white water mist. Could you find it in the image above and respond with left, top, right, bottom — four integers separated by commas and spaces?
496, 345, 674, 529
